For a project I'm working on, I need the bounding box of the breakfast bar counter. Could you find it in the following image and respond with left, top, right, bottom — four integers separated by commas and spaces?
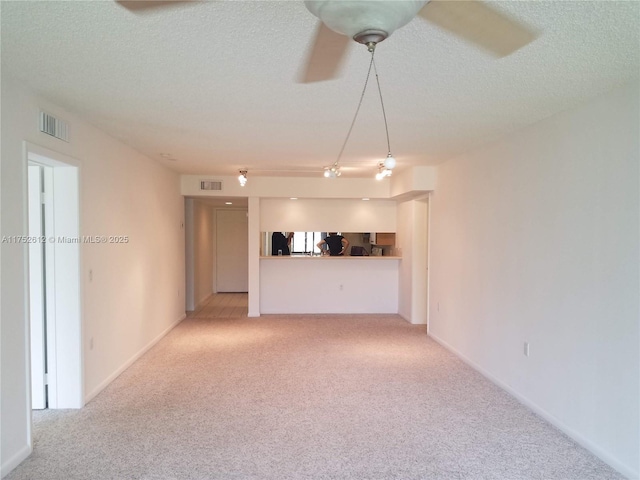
259, 255, 400, 314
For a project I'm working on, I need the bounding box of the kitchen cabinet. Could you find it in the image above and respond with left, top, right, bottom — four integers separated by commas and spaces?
370, 232, 395, 246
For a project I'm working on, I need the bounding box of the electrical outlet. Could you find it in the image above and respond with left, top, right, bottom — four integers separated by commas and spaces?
524, 342, 530, 357
339, 284, 343, 291
89, 269, 93, 281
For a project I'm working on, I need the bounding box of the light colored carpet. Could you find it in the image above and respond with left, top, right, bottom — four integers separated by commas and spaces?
6, 315, 624, 480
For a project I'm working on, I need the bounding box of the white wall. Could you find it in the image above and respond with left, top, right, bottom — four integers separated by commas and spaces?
390, 166, 437, 199
79, 116, 185, 402
397, 197, 429, 324
215, 209, 248, 292
193, 201, 214, 305
428, 82, 639, 478
184, 199, 215, 310
260, 198, 397, 232
1, 73, 185, 477
397, 201, 415, 321
247, 197, 261, 317
1, 76, 32, 477
185, 199, 195, 311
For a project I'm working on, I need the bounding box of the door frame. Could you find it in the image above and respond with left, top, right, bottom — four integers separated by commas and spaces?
24, 142, 83, 411
27, 164, 47, 409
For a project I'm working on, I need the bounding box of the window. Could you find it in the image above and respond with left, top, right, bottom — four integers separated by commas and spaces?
290, 232, 323, 255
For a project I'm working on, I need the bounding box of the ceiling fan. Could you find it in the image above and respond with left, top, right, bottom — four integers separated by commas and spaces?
301, 0, 537, 83
117, 0, 537, 83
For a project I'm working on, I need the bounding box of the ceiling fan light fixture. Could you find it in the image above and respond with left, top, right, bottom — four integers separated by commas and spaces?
238, 169, 248, 187
309, 3, 404, 180
304, 0, 426, 40
353, 30, 388, 47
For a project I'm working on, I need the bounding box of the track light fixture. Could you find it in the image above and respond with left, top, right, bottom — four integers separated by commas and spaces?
375, 162, 392, 180
383, 153, 396, 170
323, 163, 341, 178
238, 169, 248, 187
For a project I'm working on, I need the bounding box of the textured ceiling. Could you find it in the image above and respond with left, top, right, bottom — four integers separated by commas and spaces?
1, 0, 638, 178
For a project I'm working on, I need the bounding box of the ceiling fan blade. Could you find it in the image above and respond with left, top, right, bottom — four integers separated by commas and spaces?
116, 1, 195, 13
419, 0, 538, 57
299, 22, 351, 83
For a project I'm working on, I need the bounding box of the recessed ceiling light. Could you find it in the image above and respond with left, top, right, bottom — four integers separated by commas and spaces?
362, 198, 370, 201
225, 202, 233, 205
290, 197, 298, 200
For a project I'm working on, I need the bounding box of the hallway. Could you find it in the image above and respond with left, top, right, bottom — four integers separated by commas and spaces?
188, 293, 249, 320
6, 312, 621, 479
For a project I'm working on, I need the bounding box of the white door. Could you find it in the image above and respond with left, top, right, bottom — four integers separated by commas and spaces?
216, 210, 248, 292
28, 165, 47, 409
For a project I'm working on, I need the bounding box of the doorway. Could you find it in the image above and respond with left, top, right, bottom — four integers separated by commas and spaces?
26, 143, 83, 409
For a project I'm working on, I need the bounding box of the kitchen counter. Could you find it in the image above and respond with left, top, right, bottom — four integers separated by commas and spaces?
259, 255, 399, 314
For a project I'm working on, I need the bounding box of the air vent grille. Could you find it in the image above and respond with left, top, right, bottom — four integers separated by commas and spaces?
200, 180, 223, 191
39, 111, 69, 142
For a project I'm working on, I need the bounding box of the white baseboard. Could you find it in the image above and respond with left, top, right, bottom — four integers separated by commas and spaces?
1, 444, 32, 479
84, 313, 186, 403
398, 311, 427, 325
428, 332, 638, 480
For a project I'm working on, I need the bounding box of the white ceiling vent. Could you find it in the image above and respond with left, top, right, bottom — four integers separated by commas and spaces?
200, 180, 223, 191
39, 111, 69, 142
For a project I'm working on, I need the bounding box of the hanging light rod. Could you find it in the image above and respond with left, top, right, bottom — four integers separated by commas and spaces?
372, 50, 397, 173
323, 42, 398, 179
322, 48, 374, 178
